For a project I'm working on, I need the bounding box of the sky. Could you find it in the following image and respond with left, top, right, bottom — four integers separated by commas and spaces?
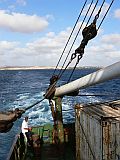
0, 0, 120, 67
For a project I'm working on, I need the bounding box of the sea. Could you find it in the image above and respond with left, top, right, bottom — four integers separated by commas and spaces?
0, 68, 120, 160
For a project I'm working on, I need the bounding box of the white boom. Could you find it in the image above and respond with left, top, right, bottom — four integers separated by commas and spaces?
55, 61, 120, 97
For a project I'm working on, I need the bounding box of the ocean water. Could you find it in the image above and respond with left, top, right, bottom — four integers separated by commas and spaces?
0, 68, 120, 160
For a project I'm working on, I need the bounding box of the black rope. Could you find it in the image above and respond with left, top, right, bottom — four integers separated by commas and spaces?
44, 0, 115, 99
93, 0, 105, 24
97, 0, 115, 30
67, 0, 114, 83
66, 0, 106, 82
86, 0, 99, 26
64, 0, 102, 82
67, 54, 82, 82
52, 0, 88, 76
25, 98, 45, 111
58, 0, 94, 79
67, 61, 78, 82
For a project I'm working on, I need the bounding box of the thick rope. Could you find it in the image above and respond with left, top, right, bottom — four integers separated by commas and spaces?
58, 0, 94, 79
25, 98, 45, 111
67, 0, 106, 82
52, 0, 88, 76
97, 0, 115, 30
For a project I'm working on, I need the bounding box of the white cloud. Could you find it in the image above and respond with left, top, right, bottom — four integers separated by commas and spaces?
0, 10, 49, 33
82, 33, 120, 66
0, 25, 120, 67
0, 41, 19, 55
0, 26, 74, 66
114, 9, 120, 19
101, 34, 120, 46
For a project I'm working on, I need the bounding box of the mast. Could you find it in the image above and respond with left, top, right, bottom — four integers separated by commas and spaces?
55, 61, 120, 97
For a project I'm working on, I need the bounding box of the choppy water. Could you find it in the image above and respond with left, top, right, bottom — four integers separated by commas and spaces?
0, 68, 120, 160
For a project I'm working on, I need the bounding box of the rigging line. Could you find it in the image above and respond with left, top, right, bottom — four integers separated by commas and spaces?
58, 0, 94, 79
59, 0, 94, 77
67, 55, 81, 82
86, 0, 105, 26
68, 0, 105, 82
67, 0, 106, 83
52, 0, 88, 76
67, 0, 99, 82
67, 61, 78, 82
97, 0, 115, 30
61, 0, 100, 82
24, 98, 45, 111
86, 0, 99, 26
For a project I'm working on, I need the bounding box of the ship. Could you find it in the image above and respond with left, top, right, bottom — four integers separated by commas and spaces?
0, 0, 120, 159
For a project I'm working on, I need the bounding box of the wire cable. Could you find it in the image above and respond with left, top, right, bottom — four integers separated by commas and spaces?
86, 0, 99, 26
67, 0, 114, 83
58, 0, 94, 79
97, 0, 115, 30
24, 98, 45, 111
52, 0, 88, 76
67, 0, 106, 82
44, 0, 115, 99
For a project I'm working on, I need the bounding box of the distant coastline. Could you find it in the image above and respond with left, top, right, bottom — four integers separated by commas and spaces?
0, 66, 101, 70
0, 66, 58, 70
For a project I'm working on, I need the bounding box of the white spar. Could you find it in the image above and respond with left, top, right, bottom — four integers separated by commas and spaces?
55, 61, 120, 97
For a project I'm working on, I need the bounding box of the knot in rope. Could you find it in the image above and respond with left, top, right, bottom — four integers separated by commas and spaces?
70, 53, 77, 61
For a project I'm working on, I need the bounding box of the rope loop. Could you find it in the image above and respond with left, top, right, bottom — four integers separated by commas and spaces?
77, 54, 82, 63
71, 53, 77, 61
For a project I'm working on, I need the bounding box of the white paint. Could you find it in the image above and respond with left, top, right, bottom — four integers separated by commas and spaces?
55, 61, 120, 97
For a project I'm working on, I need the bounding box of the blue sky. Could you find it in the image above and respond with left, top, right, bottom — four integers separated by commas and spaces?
0, 0, 120, 67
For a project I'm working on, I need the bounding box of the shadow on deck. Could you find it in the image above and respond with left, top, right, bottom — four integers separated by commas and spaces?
25, 123, 76, 160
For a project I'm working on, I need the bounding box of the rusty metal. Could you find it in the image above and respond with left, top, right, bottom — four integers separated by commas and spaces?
50, 97, 64, 144
75, 100, 120, 160
44, 75, 59, 99
53, 97, 64, 143
44, 83, 56, 99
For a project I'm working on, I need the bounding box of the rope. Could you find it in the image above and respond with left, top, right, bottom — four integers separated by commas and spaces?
67, 55, 81, 82
45, 0, 115, 99
86, 0, 99, 26
24, 98, 45, 111
67, 0, 106, 82
58, 0, 94, 79
52, 0, 88, 76
41, 0, 115, 99
97, 0, 115, 30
